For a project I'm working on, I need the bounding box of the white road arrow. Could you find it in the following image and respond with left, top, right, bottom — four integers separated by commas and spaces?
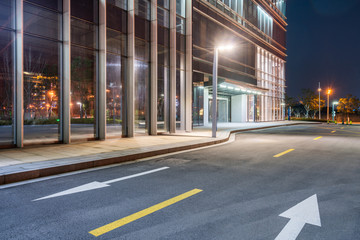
275, 194, 321, 240
33, 167, 169, 201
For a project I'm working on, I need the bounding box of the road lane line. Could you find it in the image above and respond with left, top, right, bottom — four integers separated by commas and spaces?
103, 167, 169, 184
331, 130, 336, 133
32, 167, 170, 201
273, 149, 295, 158
89, 189, 203, 237
313, 136, 323, 140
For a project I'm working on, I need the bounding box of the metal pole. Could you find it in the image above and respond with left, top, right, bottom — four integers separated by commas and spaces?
318, 82, 321, 120
332, 102, 335, 122
212, 48, 218, 138
327, 93, 329, 123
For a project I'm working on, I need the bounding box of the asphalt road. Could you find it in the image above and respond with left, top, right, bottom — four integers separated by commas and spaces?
1, 124, 360, 240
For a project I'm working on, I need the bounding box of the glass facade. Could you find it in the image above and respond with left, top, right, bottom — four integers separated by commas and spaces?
157, 0, 170, 132
2, 0, 286, 148
134, 0, 150, 133
23, 0, 62, 143
71, 0, 98, 140
256, 47, 285, 121
192, 0, 286, 126
0, 0, 14, 146
176, 0, 186, 130
106, 0, 127, 137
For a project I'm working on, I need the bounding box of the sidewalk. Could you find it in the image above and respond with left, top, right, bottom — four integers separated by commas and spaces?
0, 121, 317, 185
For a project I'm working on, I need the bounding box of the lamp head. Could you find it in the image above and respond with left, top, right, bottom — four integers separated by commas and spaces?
217, 45, 234, 51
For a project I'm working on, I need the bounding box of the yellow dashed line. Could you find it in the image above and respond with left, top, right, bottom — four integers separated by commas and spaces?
313, 136, 323, 140
273, 149, 295, 158
89, 189, 203, 237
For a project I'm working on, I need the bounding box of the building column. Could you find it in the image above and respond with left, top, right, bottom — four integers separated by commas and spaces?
98, 0, 106, 140
169, 0, 176, 133
15, 0, 23, 148
61, 0, 71, 144
124, 0, 135, 137
185, 0, 193, 132
149, 0, 158, 135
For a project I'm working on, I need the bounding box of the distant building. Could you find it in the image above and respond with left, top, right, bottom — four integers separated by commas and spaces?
0, 0, 286, 148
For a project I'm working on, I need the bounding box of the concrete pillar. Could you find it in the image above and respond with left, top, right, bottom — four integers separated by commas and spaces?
125, 0, 135, 137
61, 0, 71, 144
169, 0, 176, 133
149, 0, 158, 135
185, 0, 193, 132
15, 0, 23, 148
98, 0, 106, 140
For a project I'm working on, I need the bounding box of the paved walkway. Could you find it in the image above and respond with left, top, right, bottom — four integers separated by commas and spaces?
0, 121, 317, 185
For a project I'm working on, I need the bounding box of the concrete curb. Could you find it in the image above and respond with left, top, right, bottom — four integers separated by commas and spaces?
0, 122, 317, 185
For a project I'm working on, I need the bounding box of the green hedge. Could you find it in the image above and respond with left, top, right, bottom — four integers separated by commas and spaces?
290, 118, 329, 123
71, 118, 95, 124
0, 120, 12, 126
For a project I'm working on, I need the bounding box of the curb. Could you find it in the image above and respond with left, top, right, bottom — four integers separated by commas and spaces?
0, 122, 316, 185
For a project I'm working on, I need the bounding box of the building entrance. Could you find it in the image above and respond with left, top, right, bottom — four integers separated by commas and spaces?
208, 97, 229, 123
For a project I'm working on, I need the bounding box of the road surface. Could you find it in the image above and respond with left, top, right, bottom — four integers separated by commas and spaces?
1, 124, 359, 239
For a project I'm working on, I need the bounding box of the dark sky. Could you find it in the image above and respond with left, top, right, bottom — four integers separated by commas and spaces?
286, 0, 360, 100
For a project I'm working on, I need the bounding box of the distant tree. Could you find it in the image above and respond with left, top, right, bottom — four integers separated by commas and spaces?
285, 94, 297, 108
337, 95, 360, 122
298, 88, 324, 119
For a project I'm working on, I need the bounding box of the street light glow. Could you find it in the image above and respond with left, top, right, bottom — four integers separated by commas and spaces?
327, 89, 332, 94
333, 101, 339, 105
217, 45, 234, 51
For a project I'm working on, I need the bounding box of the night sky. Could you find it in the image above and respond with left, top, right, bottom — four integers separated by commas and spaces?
286, 0, 360, 100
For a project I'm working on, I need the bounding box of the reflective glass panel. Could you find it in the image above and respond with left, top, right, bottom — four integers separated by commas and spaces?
71, 18, 97, 49
23, 36, 60, 142
106, 53, 124, 137
0, 0, 14, 28
71, 46, 96, 139
24, 2, 60, 40
0, 29, 14, 145
134, 60, 149, 133
26, 0, 62, 11
71, 0, 99, 23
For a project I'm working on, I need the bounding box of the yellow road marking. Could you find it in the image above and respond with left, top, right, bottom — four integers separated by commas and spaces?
273, 149, 295, 158
313, 136, 323, 140
89, 189, 203, 237
331, 130, 336, 133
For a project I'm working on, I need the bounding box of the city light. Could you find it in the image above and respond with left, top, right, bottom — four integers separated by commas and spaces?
217, 45, 234, 51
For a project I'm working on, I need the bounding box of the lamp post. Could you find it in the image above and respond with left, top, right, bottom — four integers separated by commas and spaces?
327, 89, 331, 123
332, 101, 338, 122
212, 45, 234, 138
318, 82, 321, 120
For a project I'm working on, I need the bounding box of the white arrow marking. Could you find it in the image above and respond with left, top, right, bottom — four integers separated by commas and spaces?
33, 167, 169, 201
275, 194, 321, 240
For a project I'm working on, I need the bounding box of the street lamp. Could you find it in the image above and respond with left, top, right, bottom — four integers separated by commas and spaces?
327, 89, 331, 123
212, 45, 234, 138
332, 101, 338, 122
318, 82, 321, 120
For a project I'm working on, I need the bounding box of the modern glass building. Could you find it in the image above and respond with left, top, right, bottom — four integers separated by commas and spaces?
0, 0, 286, 148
